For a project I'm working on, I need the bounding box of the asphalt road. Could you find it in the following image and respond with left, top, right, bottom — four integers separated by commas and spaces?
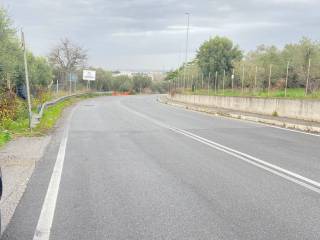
2, 95, 320, 240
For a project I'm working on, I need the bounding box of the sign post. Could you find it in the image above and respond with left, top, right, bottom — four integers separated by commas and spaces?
83, 70, 96, 90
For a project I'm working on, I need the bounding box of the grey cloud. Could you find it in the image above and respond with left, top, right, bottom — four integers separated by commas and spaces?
2, 0, 320, 70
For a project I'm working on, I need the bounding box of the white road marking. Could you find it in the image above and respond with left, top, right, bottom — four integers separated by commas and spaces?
33, 108, 75, 240
257, 122, 320, 137
121, 103, 320, 194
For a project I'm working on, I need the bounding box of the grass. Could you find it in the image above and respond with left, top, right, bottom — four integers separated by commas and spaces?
35, 92, 112, 132
182, 88, 320, 99
0, 130, 11, 147
34, 98, 76, 132
0, 92, 111, 148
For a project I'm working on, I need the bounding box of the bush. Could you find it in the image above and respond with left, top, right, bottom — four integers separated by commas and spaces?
0, 91, 20, 122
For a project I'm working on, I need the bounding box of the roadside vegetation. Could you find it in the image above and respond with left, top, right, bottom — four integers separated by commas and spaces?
183, 88, 320, 99
0, 6, 167, 147
0, 92, 112, 147
167, 36, 320, 98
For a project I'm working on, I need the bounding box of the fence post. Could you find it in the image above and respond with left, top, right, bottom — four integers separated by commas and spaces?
268, 64, 272, 97
201, 73, 204, 89
208, 72, 211, 95
305, 58, 311, 96
285, 61, 289, 97
215, 71, 218, 94
254, 66, 258, 92
223, 69, 225, 95
231, 68, 234, 92
56, 79, 59, 94
241, 65, 245, 94
191, 75, 194, 92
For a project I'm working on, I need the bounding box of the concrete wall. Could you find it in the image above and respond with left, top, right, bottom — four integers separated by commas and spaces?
169, 94, 320, 122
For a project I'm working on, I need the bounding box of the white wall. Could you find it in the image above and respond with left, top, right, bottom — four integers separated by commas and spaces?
170, 94, 320, 122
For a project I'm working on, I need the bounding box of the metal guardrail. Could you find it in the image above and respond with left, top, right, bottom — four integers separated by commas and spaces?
31, 92, 112, 128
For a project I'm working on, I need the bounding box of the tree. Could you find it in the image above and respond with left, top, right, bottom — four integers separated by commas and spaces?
282, 38, 320, 89
93, 68, 113, 91
132, 74, 152, 93
112, 75, 132, 92
165, 70, 179, 81
197, 36, 242, 77
244, 45, 284, 89
49, 38, 87, 84
0, 7, 22, 91
28, 54, 53, 87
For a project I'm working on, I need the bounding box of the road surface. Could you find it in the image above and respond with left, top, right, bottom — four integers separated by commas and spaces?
2, 95, 320, 240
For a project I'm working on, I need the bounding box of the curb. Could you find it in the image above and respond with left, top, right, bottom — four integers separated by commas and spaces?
158, 96, 320, 134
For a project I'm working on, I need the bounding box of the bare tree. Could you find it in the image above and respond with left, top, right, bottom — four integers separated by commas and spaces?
49, 38, 87, 83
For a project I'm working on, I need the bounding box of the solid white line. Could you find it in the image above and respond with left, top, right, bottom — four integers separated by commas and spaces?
174, 127, 320, 188
172, 128, 320, 194
121, 103, 320, 194
257, 123, 320, 137
33, 108, 74, 240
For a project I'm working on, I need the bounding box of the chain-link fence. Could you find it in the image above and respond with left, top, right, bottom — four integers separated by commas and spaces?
170, 59, 320, 98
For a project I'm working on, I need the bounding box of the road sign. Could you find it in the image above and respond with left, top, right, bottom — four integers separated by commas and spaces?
83, 70, 96, 81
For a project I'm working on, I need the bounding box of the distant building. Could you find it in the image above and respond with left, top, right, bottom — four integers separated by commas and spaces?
112, 70, 166, 81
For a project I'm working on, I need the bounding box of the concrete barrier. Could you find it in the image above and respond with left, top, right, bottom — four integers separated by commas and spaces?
169, 94, 320, 122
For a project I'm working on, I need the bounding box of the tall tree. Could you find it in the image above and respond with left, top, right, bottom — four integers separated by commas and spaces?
197, 36, 242, 77
0, 7, 22, 90
49, 38, 87, 83
132, 74, 152, 93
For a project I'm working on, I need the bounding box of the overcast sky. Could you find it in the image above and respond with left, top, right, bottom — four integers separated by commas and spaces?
2, 0, 320, 71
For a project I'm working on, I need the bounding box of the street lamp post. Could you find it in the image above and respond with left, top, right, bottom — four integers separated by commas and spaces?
183, 12, 190, 92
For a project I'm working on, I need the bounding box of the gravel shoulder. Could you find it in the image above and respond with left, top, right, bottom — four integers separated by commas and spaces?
0, 102, 75, 235
0, 136, 50, 234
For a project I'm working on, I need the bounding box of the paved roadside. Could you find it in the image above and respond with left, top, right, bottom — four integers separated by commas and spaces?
0, 103, 76, 237
3, 95, 320, 240
2, 95, 320, 239
0, 136, 51, 234
161, 95, 320, 134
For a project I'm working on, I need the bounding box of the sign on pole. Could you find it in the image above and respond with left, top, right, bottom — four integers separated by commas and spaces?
83, 70, 96, 81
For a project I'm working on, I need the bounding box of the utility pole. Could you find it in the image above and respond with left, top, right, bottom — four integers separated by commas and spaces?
285, 61, 290, 97
183, 12, 190, 92
21, 30, 32, 130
